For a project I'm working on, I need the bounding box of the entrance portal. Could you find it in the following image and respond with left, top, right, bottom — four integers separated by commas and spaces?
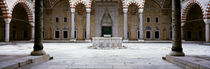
102, 26, 112, 37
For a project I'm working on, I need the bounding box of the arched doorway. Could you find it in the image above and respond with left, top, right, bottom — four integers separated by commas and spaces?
183, 4, 205, 41
0, 7, 5, 41
10, 3, 31, 41
127, 3, 139, 40
75, 3, 86, 40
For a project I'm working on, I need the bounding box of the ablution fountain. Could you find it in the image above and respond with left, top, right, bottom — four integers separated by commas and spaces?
88, 35, 127, 49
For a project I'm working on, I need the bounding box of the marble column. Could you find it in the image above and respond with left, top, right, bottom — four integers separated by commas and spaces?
169, 0, 185, 56
138, 8, 144, 41
5, 19, 10, 42
181, 23, 185, 41
30, 23, 35, 41
123, 8, 128, 40
31, 0, 46, 56
71, 8, 75, 40
86, 8, 91, 40
206, 23, 210, 42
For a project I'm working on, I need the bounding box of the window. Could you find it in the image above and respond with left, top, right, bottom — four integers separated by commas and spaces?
155, 31, 159, 39
170, 31, 172, 39
74, 31, 77, 38
63, 31, 68, 39
155, 27, 160, 39
23, 31, 28, 39
56, 17, 59, 22
146, 26, 151, 39
138, 31, 140, 39
127, 32, 130, 39
85, 32, 86, 39
64, 17, 67, 22
146, 31, 151, 39
147, 17, 150, 22
156, 17, 159, 23
55, 31, 60, 38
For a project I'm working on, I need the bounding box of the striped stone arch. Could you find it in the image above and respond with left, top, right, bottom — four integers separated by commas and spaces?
181, 0, 204, 23
204, 1, 210, 20
71, 0, 88, 8
123, 1, 141, 8
0, 0, 11, 23
127, 2, 141, 9
11, 0, 33, 23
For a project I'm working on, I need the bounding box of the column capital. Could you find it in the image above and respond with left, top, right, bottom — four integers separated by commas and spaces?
181, 23, 185, 27
204, 19, 210, 24
139, 8, 143, 14
123, 8, 128, 14
30, 23, 35, 27
71, 8, 75, 13
86, 8, 91, 13
4, 18, 11, 24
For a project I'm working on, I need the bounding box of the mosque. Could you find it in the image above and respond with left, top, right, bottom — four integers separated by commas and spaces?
0, 0, 209, 42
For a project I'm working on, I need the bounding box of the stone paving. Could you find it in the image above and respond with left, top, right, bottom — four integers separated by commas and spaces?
0, 43, 209, 69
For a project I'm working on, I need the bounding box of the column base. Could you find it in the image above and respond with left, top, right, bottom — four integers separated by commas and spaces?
85, 40, 91, 42
70, 39, 76, 42
30, 39, 34, 42
31, 50, 46, 56
138, 40, 144, 42
169, 51, 185, 56
123, 40, 128, 42
182, 40, 186, 42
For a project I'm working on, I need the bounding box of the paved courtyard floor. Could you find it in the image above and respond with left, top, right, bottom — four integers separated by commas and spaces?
0, 43, 209, 69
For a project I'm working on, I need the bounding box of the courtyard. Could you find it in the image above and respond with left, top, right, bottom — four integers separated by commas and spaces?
0, 42, 209, 69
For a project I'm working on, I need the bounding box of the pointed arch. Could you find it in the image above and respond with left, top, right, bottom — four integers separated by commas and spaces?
204, 1, 210, 20
0, 0, 11, 22
182, 1, 204, 23
11, 1, 33, 23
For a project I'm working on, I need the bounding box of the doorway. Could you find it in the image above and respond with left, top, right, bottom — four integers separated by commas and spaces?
102, 26, 112, 37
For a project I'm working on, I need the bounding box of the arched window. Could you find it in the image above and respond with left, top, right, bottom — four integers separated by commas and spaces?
146, 26, 151, 39
155, 17, 159, 23
56, 17, 59, 22
147, 17, 150, 23
64, 17, 67, 22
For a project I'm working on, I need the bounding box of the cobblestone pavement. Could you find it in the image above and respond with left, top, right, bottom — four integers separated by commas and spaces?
0, 43, 209, 69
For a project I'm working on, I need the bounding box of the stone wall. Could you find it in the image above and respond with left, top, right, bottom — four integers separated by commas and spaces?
43, 0, 173, 40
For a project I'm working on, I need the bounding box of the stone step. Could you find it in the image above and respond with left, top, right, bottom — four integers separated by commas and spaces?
0, 55, 51, 69
165, 55, 210, 69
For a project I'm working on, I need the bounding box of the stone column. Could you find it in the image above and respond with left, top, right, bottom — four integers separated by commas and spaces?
123, 8, 128, 41
169, 0, 185, 56
181, 23, 185, 41
206, 23, 210, 42
5, 19, 10, 42
86, 8, 91, 40
138, 8, 144, 41
30, 22, 35, 41
71, 8, 76, 41
31, 0, 46, 56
